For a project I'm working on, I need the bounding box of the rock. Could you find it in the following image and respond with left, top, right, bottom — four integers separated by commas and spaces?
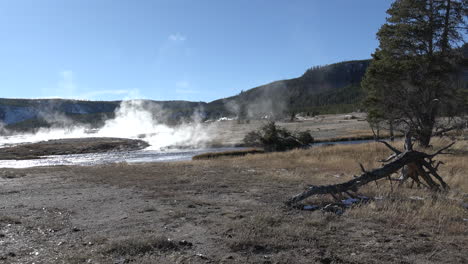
318, 257, 332, 264
114, 257, 128, 264
178, 240, 193, 247
224, 255, 234, 260
303, 205, 319, 211
341, 198, 360, 206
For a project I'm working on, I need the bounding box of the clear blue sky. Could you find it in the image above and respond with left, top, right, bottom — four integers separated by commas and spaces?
0, 0, 393, 102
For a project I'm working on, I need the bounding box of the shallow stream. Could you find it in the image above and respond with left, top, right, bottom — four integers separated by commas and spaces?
0, 139, 376, 169
0, 147, 243, 168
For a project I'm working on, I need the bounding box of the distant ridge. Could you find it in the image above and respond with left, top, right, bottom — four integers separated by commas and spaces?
205, 59, 371, 118
2, 48, 466, 132
0, 59, 372, 132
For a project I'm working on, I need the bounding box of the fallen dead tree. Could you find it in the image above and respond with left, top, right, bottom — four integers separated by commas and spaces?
286, 135, 454, 206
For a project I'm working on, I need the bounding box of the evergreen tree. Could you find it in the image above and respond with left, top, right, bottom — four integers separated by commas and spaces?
362, 0, 467, 147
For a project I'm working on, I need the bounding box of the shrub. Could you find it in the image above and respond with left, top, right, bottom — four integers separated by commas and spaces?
243, 122, 313, 151
295, 130, 314, 145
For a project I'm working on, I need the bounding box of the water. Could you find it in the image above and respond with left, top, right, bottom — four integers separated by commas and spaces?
0, 139, 378, 169
0, 147, 243, 169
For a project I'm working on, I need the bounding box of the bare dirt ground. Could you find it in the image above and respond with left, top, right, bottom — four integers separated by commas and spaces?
0, 136, 467, 263
207, 113, 374, 146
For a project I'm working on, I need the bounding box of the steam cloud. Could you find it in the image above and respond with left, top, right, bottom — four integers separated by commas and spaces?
0, 100, 213, 150
224, 80, 288, 120
0, 80, 293, 150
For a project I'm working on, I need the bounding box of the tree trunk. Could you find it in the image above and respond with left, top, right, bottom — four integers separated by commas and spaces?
441, 0, 452, 54
418, 112, 436, 148
376, 123, 380, 139
418, 128, 432, 148
428, 0, 434, 56
389, 119, 395, 142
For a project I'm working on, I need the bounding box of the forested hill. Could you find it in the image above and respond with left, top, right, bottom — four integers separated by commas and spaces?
1, 50, 466, 132
0, 99, 205, 132
0, 59, 373, 131
205, 60, 371, 118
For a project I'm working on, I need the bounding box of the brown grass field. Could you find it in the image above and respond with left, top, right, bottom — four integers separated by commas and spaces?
0, 134, 467, 263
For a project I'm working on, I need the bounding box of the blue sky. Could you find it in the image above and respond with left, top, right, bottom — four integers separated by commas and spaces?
0, 0, 393, 102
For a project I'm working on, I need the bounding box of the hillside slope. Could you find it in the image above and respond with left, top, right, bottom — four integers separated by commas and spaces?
0, 99, 205, 132
0, 59, 372, 131
2, 48, 466, 132
205, 60, 370, 118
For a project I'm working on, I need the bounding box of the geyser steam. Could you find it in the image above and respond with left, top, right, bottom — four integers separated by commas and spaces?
0, 100, 213, 150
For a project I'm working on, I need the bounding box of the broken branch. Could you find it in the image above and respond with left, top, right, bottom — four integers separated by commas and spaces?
287, 138, 452, 206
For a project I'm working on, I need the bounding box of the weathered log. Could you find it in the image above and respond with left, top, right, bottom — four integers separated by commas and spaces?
286, 138, 452, 206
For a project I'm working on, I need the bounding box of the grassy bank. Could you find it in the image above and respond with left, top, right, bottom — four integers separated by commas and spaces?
192, 148, 264, 160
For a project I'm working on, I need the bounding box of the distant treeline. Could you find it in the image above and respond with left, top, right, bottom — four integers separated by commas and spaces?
1, 47, 466, 132
204, 60, 371, 119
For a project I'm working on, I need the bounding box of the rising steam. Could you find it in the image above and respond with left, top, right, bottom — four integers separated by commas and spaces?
0, 100, 213, 150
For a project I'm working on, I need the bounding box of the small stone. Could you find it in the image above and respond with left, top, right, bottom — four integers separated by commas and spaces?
178, 240, 192, 247
114, 257, 127, 264
254, 245, 265, 251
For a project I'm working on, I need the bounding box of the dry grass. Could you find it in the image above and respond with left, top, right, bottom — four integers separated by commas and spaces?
225, 141, 393, 185
104, 236, 180, 256
347, 192, 467, 234
192, 148, 264, 160
226, 137, 468, 190
206, 138, 468, 253
5, 137, 467, 263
